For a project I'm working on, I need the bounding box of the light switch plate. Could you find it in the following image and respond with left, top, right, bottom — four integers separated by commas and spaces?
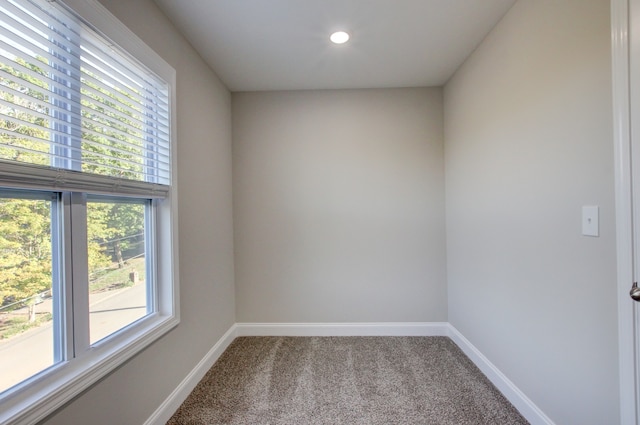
582, 206, 599, 237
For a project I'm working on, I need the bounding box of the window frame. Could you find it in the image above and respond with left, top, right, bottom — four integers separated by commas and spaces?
0, 1, 179, 424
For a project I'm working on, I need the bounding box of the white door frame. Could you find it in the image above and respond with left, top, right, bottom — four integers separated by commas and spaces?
613, 0, 639, 423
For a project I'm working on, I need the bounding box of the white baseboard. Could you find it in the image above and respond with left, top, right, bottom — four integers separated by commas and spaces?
144, 325, 237, 425
145, 322, 552, 425
446, 324, 555, 425
235, 322, 450, 337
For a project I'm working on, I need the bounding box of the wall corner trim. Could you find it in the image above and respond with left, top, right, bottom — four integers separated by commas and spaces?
144, 325, 238, 425
447, 324, 556, 425
144, 322, 553, 425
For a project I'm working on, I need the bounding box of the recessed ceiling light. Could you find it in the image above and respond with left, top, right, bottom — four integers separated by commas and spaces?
330, 31, 350, 44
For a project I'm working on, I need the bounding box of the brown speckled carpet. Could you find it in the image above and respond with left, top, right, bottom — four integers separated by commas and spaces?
167, 336, 529, 425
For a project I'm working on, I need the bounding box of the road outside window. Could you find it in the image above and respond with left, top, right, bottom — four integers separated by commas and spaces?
0, 195, 56, 394
87, 199, 150, 345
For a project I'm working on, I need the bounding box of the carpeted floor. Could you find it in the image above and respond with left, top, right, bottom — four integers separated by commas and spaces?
167, 336, 529, 425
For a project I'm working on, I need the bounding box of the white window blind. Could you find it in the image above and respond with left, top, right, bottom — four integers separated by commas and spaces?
0, 0, 171, 197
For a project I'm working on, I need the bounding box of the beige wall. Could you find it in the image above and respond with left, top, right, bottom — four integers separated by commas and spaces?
43, 0, 235, 424
444, 0, 618, 424
233, 88, 447, 322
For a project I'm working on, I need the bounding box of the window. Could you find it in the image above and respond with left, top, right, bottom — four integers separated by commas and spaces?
0, 191, 58, 393
0, 1, 178, 423
86, 197, 151, 345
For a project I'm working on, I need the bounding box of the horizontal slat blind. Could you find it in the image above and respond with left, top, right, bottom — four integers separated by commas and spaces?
0, 0, 171, 195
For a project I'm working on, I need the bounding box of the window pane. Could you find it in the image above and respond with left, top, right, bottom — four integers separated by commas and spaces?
87, 198, 149, 344
0, 194, 57, 393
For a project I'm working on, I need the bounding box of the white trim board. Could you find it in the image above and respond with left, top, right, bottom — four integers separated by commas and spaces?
144, 326, 236, 425
145, 322, 553, 425
234, 322, 449, 337
447, 325, 555, 425
612, 0, 640, 423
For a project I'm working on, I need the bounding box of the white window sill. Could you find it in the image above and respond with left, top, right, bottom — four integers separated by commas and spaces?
1, 313, 178, 425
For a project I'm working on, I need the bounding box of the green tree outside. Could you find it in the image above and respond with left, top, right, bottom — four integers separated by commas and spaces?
0, 53, 148, 324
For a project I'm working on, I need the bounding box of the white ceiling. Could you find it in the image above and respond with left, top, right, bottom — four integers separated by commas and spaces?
152, 0, 517, 92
